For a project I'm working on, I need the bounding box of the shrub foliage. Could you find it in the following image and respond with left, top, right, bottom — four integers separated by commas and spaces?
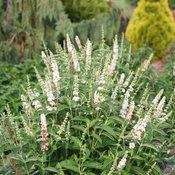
61, 0, 110, 22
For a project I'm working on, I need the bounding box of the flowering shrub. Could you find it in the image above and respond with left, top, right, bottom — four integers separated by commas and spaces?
0, 36, 174, 174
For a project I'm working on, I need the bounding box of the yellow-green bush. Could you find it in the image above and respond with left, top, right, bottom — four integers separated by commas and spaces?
126, 0, 175, 58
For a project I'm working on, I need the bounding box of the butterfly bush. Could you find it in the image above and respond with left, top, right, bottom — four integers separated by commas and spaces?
0, 35, 174, 175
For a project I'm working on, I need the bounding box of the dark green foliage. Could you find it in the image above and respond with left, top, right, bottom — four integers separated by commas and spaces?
0, 59, 43, 114
62, 0, 110, 22
169, 0, 175, 7
73, 9, 120, 46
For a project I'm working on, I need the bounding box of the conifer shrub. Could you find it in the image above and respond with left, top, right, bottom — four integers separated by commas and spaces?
126, 0, 175, 58
0, 36, 174, 174
61, 0, 110, 22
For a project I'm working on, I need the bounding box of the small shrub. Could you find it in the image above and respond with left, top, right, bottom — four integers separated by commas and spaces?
61, 0, 110, 22
126, 0, 175, 58
0, 37, 174, 174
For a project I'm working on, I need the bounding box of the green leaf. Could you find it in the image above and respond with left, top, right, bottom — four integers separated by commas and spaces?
84, 161, 103, 170
133, 166, 145, 175
72, 116, 89, 123
45, 167, 58, 173
102, 158, 113, 170
89, 119, 100, 127
96, 125, 116, 138
60, 159, 79, 173
141, 143, 158, 152
91, 133, 102, 144
132, 155, 144, 161
10, 154, 23, 162
108, 116, 125, 124
70, 136, 81, 145
26, 158, 38, 162
71, 125, 85, 132
101, 132, 115, 141
153, 164, 162, 174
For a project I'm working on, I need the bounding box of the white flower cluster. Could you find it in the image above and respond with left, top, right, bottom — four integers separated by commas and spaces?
21, 94, 33, 116
66, 34, 73, 53
41, 51, 51, 75
98, 74, 105, 86
32, 99, 42, 111
66, 35, 80, 72
123, 72, 134, 89
75, 36, 82, 49
72, 49, 80, 72
116, 153, 128, 171
72, 75, 80, 102
111, 73, 125, 100
93, 72, 106, 110
36, 51, 60, 111
85, 39, 92, 74
131, 116, 149, 140
26, 82, 42, 111
152, 89, 164, 106
119, 73, 125, 85
57, 113, 69, 140
109, 36, 118, 76
153, 96, 166, 118
141, 54, 152, 72
129, 142, 135, 149
93, 91, 101, 109
49, 51, 61, 92
93, 91, 105, 110
120, 90, 130, 118
44, 75, 56, 107
125, 101, 135, 121
40, 113, 49, 152
131, 89, 169, 140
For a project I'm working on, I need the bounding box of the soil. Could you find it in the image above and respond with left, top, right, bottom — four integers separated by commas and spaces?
151, 59, 166, 72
